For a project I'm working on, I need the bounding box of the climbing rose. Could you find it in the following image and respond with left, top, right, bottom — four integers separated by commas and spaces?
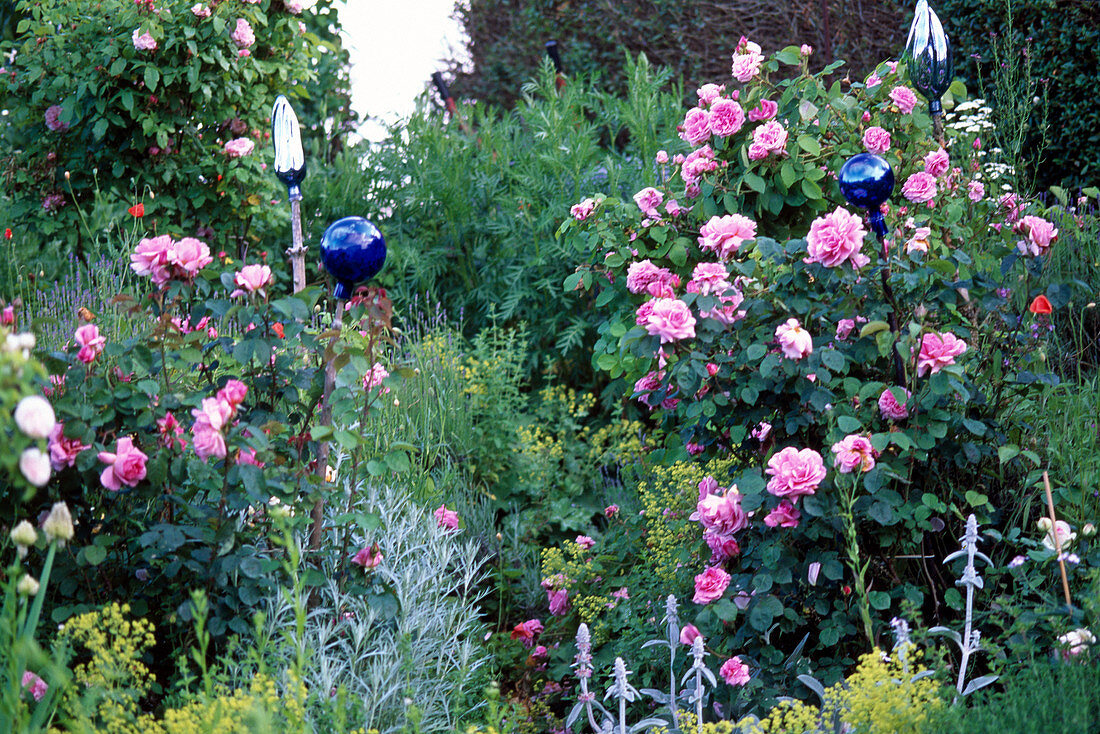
132, 29, 157, 51
765, 447, 826, 498
548, 588, 570, 616
231, 18, 255, 48
232, 264, 273, 295
902, 172, 938, 203
774, 318, 812, 360
764, 499, 801, 528
696, 83, 725, 106
14, 395, 55, 439
731, 44, 764, 83
889, 86, 918, 113
747, 99, 777, 122
693, 566, 731, 604
923, 148, 950, 177
1016, 215, 1058, 257
224, 137, 255, 158
74, 324, 106, 364
968, 181, 985, 201
570, 198, 597, 221
645, 298, 696, 343
510, 619, 544, 647
915, 332, 968, 376
878, 388, 910, 420
804, 207, 869, 269
697, 214, 756, 260
434, 504, 459, 529
98, 436, 148, 491
633, 187, 664, 217
862, 126, 891, 154
44, 105, 68, 132
679, 107, 711, 146
708, 98, 745, 137
831, 434, 878, 473
752, 120, 788, 154
690, 487, 748, 535
720, 657, 751, 686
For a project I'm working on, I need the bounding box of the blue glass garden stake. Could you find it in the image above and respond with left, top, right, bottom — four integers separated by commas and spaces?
272, 95, 307, 292
839, 153, 905, 384
904, 0, 954, 143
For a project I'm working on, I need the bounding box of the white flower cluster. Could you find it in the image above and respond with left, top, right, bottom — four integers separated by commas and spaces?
946, 98, 1017, 191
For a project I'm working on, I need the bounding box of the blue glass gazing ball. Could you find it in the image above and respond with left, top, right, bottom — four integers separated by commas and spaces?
839, 153, 895, 212
320, 216, 386, 300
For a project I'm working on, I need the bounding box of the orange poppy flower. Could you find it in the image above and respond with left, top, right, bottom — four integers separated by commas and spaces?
128, 203, 145, 217
1029, 295, 1053, 314
271, 322, 285, 339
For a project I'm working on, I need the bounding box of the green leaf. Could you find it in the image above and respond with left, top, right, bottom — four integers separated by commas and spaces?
859, 320, 890, 338
997, 445, 1020, 464
869, 501, 895, 525
144, 65, 159, 92
748, 595, 784, 632
798, 100, 819, 122
800, 178, 823, 200
743, 172, 767, 193
310, 425, 333, 441
965, 490, 988, 507
83, 545, 107, 566
821, 349, 845, 372
837, 415, 862, 433
92, 118, 108, 140
669, 241, 687, 268
563, 272, 582, 292
868, 590, 892, 610
775, 49, 801, 65
797, 134, 821, 156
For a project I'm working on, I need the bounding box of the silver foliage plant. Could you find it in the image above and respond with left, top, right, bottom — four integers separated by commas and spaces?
235, 468, 490, 733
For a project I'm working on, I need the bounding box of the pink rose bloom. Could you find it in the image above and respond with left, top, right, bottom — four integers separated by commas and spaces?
747, 142, 768, 161
74, 324, 106, 364
231, 18, 255, 48
889, 86, 918, 114
191, 3, 212, 17
681, 145, 721, 186
232, 264, 273, 295
510, 618, 544, 647
363, 362, 390, 394
570, 197, 597, 221
605, 504, 619, 517
48, 423, 89, 470
747, 99, 778, 122
679, 107, 711, 146
689, 262, 732, 295
132, 29, 157, 51
45, 105, 68, 132
804, 206, 869, 270
690, 487, 748, 535
967, 181, 984, 202
191, 396, 234, 459
704, 531, 741, 562
766, 446, 826, 498
753, 121, 788, 154
98, 436, 148, 491
225, 137, 255, 158
645, 298, 696, 343
130, 234, 174, 285
878, 387, 910, 421
835, 318, 856, 340
698, 475, 720, 499
923, 148, 950, 177
634, 299, 655, 327
751, 421, 772, 441
21, 671, 48, 702
697, 214, 757, 260
696, 83, 725, 106
902, 171, 938, 203
626, 260, 666, 294
866, 73, 882, 88
708, 98, 745, 137
862, 126, 891, 154
1017, 215, 1058, 257
170, 237, 213, 279
434, 504, 459, 530
719, 657, 751, 686
575, 535, 595, 550
800, 44, 813, 57
916, 332, 968, 376
633, 187, 664, 217
548, 588, 570, 616
731, 49, 764, 83
808, 562, 822, 585
236, 447, 264, 467
1, 305, 13, 325
832, 434, 878, 473
217, 379, 248, 408
352, 543, 383, 569
693, 566, 731, 605
679, 623, 702, 645
665, 199, 685, 217
905, 226, 931, 255
1000, 193, 1024, 223
774, 318, 812, 360
764, 499, 801, 528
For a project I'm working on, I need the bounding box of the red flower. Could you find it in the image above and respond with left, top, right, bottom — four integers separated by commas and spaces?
3, 228, 11, 239
1029, 295, 1052, 314
842, 585, 852, 596
271, 322, 285, 339
128, 203, 145, 217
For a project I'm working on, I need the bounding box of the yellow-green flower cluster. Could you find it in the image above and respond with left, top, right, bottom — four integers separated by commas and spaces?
824, 644, 943, 734
587, 419, 647, 466
740, 699, 823, 733
58, 602, 157, 694
161, 672, 309, 733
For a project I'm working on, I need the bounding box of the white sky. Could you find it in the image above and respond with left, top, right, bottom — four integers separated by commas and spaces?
337, 0, 468, 142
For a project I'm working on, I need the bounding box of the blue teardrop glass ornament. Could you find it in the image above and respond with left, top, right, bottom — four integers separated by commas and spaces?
320, 216, 386, 299
904, 0, 953, 116
272, 95, 306, 197
839, 153, 894, 238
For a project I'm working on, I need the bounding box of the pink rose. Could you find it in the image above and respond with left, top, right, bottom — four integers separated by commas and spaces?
510, 618, 544, 647
681, 145, 721, 186
704, 531, 741, 562
731, 49, 764, 83
232, 264, 273, 295
878, 387, 910, 420
708, 98, 745, 137
747, 142, 768, 161
634, 299, 655, 327
575, 535, 595, 550
804, 206, 869, 269
170, 237, 213, 279
571, 198, 597, 221
132, 29, 157, 51
48, 423, 89, 470
689, 262, 732, 295
866, 73, 882, 88
191, 396, 234, 460
217, 379, 248, 408
902, 171, 938, 204
831, 434, 878, 473
15, 395, 55, 439
1, 305, 13, 325
693, 566, 731, 605
130, 234, 174, 285
605, 504, 619, 517
800, 44, 813, 57
916, 332, 968, 376
548, 588, 570, 616
434, 504, 460, 530
751, 421, 772, 441
889, 86, 918, 114
231, 18, 255, 48
45, 105, 68, 132
862, 126, 891, 154
679, 107, 711, 146
906, 227, 931, 255
21, 671, 48, 702
645, 298, 696, 343
747, 99, 777, 122
351, 543, 383, 569
679, 623, 702, 645
236, 447, 264, 467
923, 148, 950, 177
74, 324, 106, 364
363, 362, 390, 394
690, 487, 748, 535
98, 436, 148, 491
752, 121, 788, 155
1016, 215, 1058, 257
774, 318, 812, 360
191, 3, 212, 17
696, 83, 725, 107
764, 499, 801, 528
719, 657, 751, 686
225, 137, 255, 158
655, 149, 669, 164
835, 319, 856, 340
697, 214, 757, 260
626, 259, 664, 294
633, 187, 664, 217
765, 446, 826, 498
968, 181, 984, 202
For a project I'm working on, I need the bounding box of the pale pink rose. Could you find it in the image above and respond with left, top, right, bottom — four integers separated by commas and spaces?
923, 148, 950, 177
132, 29, 157, 51
191, 396, 234, 459
548, 588, 570, 616
575, 535, 595, 550
679, 107, 711, 146
1058, 628, 1096, 658
21, 671, 48, 702
236, 447, 264, 467
645, 298, 696, 343
231, 18, 255, 48
835, 319, 856, 340
804, 206, 869, 269
862, 126, 891, 154
191, 3, 211, 17
866, 73, 882, 88
999, 193, 1024, 223
905, 226, 931, 255
626, 260, 662, 294
697, 214, 757, 260
15, 395, 56, 439
170, 237, 213, 279
232, 264, 273, 295
753, 121, 788, 154
704, 531, 741, 562
633, 187, 664, 217
74, 324, 106, 364
689, 262, 732, 295
363, 362, 390, 395
831, 434, 877, 473
699, 289, 745, 325
708, 98, 745, 137
352, 544, 383, 569
696, 83, 725, 107
902, 171, 938, 203
224, 137, 255, 158
655, 150, 669, 164
98, 436, 148, 491
48, 423, 89, 470
20, 448, 51, 487
217, 379, 248, 408
690, 488, 748, 535
747, 142, 768, 161
889, 86, 918, 114
1016, 215, 1058, 257
731, 50, 764, 83
800, 44, 813, 57
765, 446, 826, 498
967, 181, 984, 201
679, 623, 702, 645
665, 199, 685, 217
751, 421, 772, 441
774, 318, 812, 360
747, 99, 777, 122
698, 475, 720, 499
764, 499, 801, 528
878, 387, 910, 420
808, 561, 822, 585
693, 566, 731, 604
720, 656, 751, 686
570, 197, 597, 221
130, 234, 174, 285
434, 504, 459, 529
916, 331, 968, 376
45, 105, 68, 132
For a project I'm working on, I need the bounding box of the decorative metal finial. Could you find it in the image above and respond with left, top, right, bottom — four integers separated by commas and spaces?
904, 0, 954, 139
272, 95, 307, 292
